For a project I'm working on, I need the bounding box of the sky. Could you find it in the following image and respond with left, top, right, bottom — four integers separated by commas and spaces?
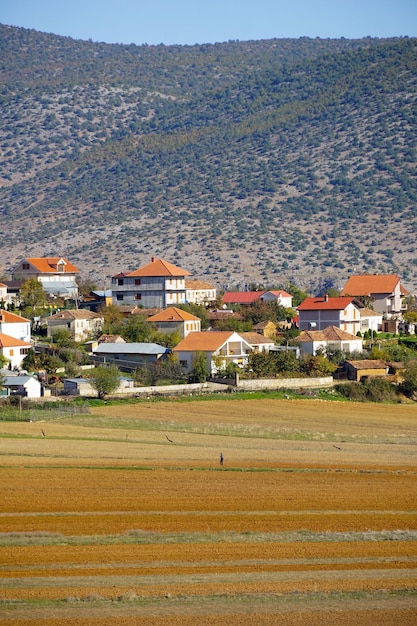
1, 0, 416, 46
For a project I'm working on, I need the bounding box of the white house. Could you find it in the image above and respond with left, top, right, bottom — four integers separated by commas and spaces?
239, 332, 275, 353
111, 257, 191, 308
0, 333, 32, 369
341, 274, 408, 319
1, 373, 42, 398
297, 295, 363, 335
0, 310, 31, 342
260, 290, 293, 308
185, 279, 217, 305
294, 326, 363, 356
12, 257, 80, 299
46, 309, 103, 342
360, 307, 383, 333
173, 331, 253, 375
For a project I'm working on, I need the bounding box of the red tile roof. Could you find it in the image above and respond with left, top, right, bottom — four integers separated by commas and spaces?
222, 291, 264, 304
124, 258, 191, 278
341, 274, 401, 296
297, 296, 361, 311
173, 331, 235, 352
263, 290, 292, 298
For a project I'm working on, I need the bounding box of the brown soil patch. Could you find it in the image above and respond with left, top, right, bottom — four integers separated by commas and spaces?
1, 397, 416, 623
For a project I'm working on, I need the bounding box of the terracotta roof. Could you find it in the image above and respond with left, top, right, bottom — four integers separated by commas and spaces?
345, 359, 387, 370
23, 257, 79, 274
295, 326, 360, 342
222, 291, 264, 304
0, 333, 31, 348
297, 296, 361, 311
122, 258, 191, 278
341, 274, 401, 296
360, 307, 382, 318
262, 290, 292, 298
186, 279, 215, 290
239, 332, 275, 345
147, 307, 200, 323
0, 309, 30, 323
173, 331, 236, 352
97, 334, 126, 343
47, 309, 102, 321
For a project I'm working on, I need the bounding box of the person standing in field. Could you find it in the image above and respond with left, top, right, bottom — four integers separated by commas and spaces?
220, 452, 224, 466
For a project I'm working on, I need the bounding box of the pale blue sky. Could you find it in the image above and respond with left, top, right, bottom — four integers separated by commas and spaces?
2, 0, 416, 45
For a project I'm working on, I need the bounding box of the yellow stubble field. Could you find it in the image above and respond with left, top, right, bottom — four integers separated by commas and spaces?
0, 397, 416, 624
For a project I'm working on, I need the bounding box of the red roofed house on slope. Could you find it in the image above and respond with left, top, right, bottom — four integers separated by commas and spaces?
297, 295, 364, 335
12, 257, 79, 300
111, 258, 191, 308
341, 274, 408, 319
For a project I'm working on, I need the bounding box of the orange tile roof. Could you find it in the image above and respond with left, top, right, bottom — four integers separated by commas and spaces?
47, 309, 102, 321
147, 307, 200, 323
239, 332, 275, 345
24, 258, 79, 273
0, 333, 31, 348
173, 331, 235, 352
341, 274, 401, 296
0, 309, 30, 323
126, 258, 191, 278
297, 296, 360, 311
186, 279, 215, 290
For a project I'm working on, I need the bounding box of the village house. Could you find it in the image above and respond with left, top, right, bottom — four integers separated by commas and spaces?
12, 257, 80, 300
253, 320, 277, 340
173, 331, 253, 375
185, 279, 217, 305
294, 326, 363, 356
341, 274, 408, 319
45, 309, 103, 342
343, 359, 388, 381
92, 342, 170, 370
0, 333, 32, 369
297, 295, 364, 335
111, 257, 191, 308
146, 306, 201, 338
260, 290, 293, 308
0, 372, 42, 398
221, 291, 264, 306
0, 309, 31, 342
238, 332, 276, 353
359, 307, 383, 333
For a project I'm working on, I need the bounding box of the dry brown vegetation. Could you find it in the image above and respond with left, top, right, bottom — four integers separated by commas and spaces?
0, 397, 416, 624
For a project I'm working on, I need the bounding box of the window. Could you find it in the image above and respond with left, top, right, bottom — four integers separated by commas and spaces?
135, 279, 141, 286
135, 294, 142, 300
117, 294, 124, 301
118, 279, 124, 286
9, 349, 14, 356
22, 263, 30, 270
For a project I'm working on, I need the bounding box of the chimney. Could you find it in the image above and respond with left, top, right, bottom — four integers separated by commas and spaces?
324, 294, 329, 302
151, 256, 155, 262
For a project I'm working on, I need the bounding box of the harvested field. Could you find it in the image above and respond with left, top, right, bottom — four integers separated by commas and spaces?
0, 397, 416, 624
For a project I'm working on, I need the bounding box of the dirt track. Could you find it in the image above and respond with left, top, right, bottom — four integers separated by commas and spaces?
0, 397, 416, 624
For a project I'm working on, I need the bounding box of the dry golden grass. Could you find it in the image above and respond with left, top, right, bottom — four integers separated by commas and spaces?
0, 397, 416, 624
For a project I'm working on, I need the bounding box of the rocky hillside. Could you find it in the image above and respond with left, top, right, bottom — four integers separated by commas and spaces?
1, 25, 416, 292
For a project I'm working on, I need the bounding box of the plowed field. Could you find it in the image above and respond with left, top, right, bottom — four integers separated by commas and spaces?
0, 397, 416, 624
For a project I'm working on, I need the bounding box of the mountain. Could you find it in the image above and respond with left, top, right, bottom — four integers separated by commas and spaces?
1, 24, 416, 293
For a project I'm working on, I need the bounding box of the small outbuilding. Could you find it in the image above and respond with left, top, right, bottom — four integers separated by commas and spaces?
343, 359, 388, 381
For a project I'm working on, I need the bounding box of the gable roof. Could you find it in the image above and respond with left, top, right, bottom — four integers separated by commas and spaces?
297, 296, 362, 311
123, 258, 191, 278
47, 309, 102, 321
186, 279, 215, 290
341, 274, 401, 296
21, 258, 79, 274
345, 359, 387, 370
147, 306, 200, 323
262, 290, 292, 298
360, 307, 383, 318
239, 332, 275, 346
0, 333, 31, 348
222, 291, 264, 304
174, 330, 243, 352
295, 326, 360, 342
0, 309, 30, 323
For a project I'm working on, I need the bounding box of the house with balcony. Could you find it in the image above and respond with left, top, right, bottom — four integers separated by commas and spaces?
185, 279, 217, 305
173, 331, 253, 375
12, 257, 79, 299
111, 257, 191, 308
297, 295, 364, 335
341, 274, 407, 319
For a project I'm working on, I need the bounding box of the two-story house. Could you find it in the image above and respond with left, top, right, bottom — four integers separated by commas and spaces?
46, 309, 103, 342
146, 306, 201, 338
12, 257, 79, 300
297, 295, 364, 335
185, 279, 217, 305
111, 257, 191, 308
341, 274, 408, 319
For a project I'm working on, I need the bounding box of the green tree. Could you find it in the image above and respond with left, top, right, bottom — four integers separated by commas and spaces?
90, 365, 121, 399
399, 360, 417, 398
20, 278, 48, 315
189, 351, 208, 382
122, 314, 153, 343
